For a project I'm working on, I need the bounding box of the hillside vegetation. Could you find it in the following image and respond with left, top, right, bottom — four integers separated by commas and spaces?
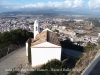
0, 29, 33, 59
68, 42, 98, 75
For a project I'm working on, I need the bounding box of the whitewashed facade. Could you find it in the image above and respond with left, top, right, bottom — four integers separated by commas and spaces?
26, 42, 28, 56
31, 42, 61, 67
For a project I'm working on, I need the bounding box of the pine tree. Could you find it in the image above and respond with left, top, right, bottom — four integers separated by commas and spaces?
28, 38, 31, 64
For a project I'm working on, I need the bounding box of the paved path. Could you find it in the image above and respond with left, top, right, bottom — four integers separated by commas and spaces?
89, 60, 100, 75
81, 49, 100, 75
89, 49, 100, 75
0, 47, 28, 75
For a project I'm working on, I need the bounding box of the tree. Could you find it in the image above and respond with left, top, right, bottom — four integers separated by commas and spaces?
28, 38, 31, 64
0, 29, 33, 59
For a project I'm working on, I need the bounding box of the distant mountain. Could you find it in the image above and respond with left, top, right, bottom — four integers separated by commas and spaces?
0, 10, 58, 16
0, 9, 98, 16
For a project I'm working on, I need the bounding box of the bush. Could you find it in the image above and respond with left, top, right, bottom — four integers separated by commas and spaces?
28, 59, 69, 75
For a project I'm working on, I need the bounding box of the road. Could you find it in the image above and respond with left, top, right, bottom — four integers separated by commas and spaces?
0, 47, 28, 75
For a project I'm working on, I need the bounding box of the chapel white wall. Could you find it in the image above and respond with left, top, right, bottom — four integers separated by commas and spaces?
31, 48, 61, 67
26, 42, 28, 56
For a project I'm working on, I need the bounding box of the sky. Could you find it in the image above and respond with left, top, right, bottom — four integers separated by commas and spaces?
0, 0, 100, 14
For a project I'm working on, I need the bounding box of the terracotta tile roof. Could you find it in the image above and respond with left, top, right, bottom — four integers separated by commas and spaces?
31, 30, 61, 46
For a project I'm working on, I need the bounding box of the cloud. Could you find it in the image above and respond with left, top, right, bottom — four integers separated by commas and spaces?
21, 0, 85, 9
21, 3, 46, 8
0, 0, 100, 15
2, 0, 99, 13
73, 0, 84, 8
88, 0, 100, 9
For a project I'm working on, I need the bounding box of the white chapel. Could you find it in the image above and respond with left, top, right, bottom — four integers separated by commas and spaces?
26, 20, 61, 67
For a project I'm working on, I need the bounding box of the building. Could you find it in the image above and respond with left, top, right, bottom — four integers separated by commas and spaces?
34, 20, 40, 39
26, 20, 61, 67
